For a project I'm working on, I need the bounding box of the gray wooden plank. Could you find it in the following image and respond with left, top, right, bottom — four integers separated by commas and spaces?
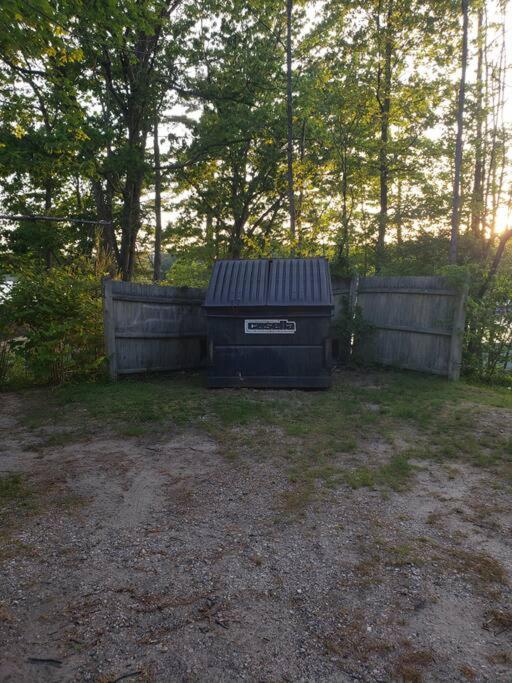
102, 278, 118, 380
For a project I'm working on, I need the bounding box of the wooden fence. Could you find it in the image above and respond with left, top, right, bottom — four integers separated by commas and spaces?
332, 275, 467, 380
103, 279, 206, 380
104, 275, 467, 381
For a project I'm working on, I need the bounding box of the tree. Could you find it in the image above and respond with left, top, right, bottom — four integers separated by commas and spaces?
285, 0, 296, 242
167, 0, 288, 259
449, 0, 469, 264
153, 115, 163, 281
73, 0, 190, 280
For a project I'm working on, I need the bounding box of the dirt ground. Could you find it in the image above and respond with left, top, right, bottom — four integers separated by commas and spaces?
1, 371, 512, 682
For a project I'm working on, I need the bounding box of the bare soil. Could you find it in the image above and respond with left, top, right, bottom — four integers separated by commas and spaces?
1, 375, 512, 683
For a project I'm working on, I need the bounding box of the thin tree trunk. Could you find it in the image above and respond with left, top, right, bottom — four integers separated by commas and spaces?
396, 179, 403, 245
491, 21, 507, 239
286, 0, 296, 244
340, 151, 349, 258
120, 170, 144, 281
153, 115, 163, 282
375, 1, 393, 273
296, 119, 306, 247
478, 228, 512, 299
449, 0, 469, 264
92, 179, 118, 271
470, 7, 484, 242
205, 212, 214, 259
44, 181, 53, 269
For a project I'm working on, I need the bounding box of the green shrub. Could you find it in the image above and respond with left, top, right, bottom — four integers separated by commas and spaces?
165, 257, 211, 288
332, 298, 373, 364
464, 273, 512, 381
0, 263, 104, 385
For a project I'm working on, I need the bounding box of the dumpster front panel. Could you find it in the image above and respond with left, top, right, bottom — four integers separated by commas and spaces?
204, 258, 334, 389
207, 310, 332, 388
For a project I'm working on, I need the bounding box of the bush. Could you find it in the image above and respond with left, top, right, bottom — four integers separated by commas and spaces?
464, 273, 512, 382
0, 263, 104, 385
332, 298, 373, 365
165, 257, 211, 288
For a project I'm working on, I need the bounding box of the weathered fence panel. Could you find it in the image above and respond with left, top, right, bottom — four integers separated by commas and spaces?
103, 279, 206, 379
331, 277, 352, 318
354, 276, 467, 379
104, 274, 467, 381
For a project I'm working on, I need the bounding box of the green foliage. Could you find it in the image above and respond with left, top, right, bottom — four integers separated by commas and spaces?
165, 257, 211, 288
464, 273, 512, 381
0, 262, 104, 385
0, 473, 33, 509
437, 264, 471, 291
344, 454, 413, 491
332, 297, 374, 364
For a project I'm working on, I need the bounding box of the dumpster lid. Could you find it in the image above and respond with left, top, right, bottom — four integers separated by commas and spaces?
204, 258, 333, 308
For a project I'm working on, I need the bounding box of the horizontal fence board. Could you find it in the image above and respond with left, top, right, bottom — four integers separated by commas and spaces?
112, 294, 204, 305
103, 279, 207, 379
358, 275, 453, 291
357, 287, 455, 296
118, 366, 200, 375
370, 324, 452, 337
115, 332, 205, 340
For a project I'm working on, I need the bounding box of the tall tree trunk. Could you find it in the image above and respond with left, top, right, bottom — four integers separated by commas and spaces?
340, 151, 349, 258
205, 211, 214, 259
75, 175, 82, 214
119, 121, 146, 281
449, 0, 469, 265
470, 7, 484, 242
478, 228, 512, 299
44, 181, 53, 269
92, 179, 117, 272
230, 225, 244, 259
286, 0, 296, 244
490, 21, 507, 240
120, 170, 144, 281
375, 1, 393, 273
152, 115, 163, 282
396, 178, 403, 245
296, 119, 306, 248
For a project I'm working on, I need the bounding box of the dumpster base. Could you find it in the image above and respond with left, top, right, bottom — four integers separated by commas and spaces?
207, 375, 331, 389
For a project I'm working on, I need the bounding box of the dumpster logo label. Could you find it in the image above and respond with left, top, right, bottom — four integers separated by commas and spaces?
244, 319, 296, 334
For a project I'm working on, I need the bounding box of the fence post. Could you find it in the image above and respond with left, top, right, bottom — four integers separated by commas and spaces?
349, 273, 359, 314
102, 277, 118, 381
448, 281, 468, 381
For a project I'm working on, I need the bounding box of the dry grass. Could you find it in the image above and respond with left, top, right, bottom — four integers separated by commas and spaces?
483, 607, 512, 633
487, 651, 512, 665
459, 664, 477, 680
0, 602, 14, 623
394, 649, 434, 682
450, 549, 508, 586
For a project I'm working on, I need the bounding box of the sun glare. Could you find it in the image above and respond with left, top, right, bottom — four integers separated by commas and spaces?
493, 205, 511, 236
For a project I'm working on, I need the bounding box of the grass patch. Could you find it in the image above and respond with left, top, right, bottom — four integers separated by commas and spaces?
22, 374, 285, 436
385, 543, 424, 567
14, 368, 512, 514
343, 454, 414, 491
0, 473, 34, 512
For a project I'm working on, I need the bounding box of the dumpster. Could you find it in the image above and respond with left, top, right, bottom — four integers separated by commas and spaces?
204, 257, 334, 388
